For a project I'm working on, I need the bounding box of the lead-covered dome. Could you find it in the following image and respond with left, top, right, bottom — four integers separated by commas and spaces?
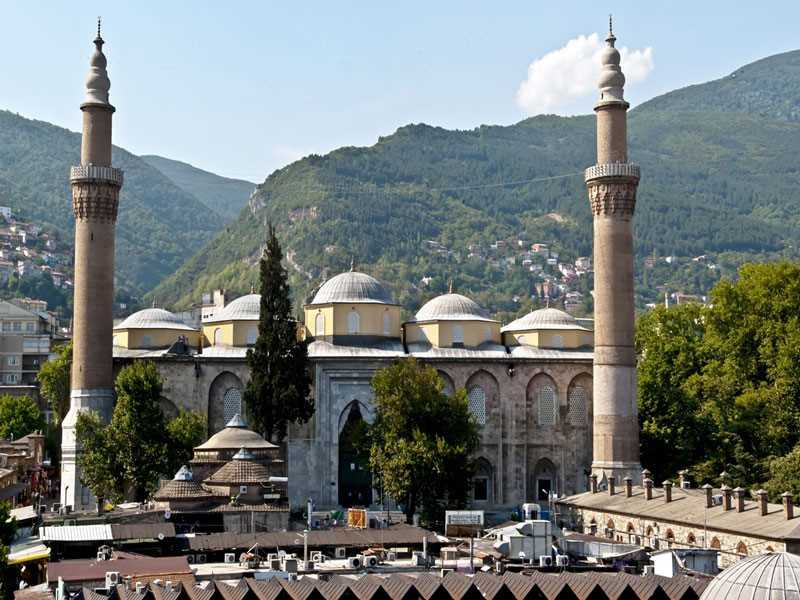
208, 294, 260, 322
195, 414, 277, 451
310, 271, 394, 305
502, 307, 589, 332
414, 293, 493, 322
114, 308, 196, 331
700, 553, 800, 600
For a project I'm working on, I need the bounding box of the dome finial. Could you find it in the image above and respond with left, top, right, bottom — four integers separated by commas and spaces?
152, 298, 157, 309
448, 279, 453, 294
349, 257, 355, 272
250, 283, 255, 294
607, 14, 615, 44
84, 17, 111, 105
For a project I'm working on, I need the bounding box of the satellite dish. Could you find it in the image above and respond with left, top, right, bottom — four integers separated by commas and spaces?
158, 532, 165, 541
164, 510, 172, 520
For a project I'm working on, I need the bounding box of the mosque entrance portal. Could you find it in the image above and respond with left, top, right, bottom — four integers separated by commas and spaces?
338, 402, 372, 507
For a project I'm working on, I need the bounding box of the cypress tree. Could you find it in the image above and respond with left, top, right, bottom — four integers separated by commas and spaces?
244, 224, 312, 442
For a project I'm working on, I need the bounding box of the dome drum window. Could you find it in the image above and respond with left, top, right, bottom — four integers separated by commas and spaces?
347, 310, 360, 334
315, 313, 325, 336
467, 386, 487, 426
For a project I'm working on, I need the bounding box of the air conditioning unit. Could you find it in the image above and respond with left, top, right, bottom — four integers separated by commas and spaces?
347, 556, 362, 569
335, 547, 346, 559
365, 555, 378, 568
643, 565, 655, 576
495, 561, 506, 574
224, 553, 236, 564
197, 554, 207, 564
555, 555, 569, 567
538, 555, 553, 567
104, 572, 120, 588
283, 558, 298, 574
412, 552, 426, 567
269, 558, 281, 570
440, 568, 454, 577
240, 485, 248, 495
311, 551, 323, 563
386, 552, 397, 562
186, 555, 195, 564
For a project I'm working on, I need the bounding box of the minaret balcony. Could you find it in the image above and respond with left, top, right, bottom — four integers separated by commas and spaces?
69, 165, 124, 186
584, 163, 640, 183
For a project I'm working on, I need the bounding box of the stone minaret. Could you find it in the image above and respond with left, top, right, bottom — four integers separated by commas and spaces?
60, 22, 123, 510
585, 20, 642, 484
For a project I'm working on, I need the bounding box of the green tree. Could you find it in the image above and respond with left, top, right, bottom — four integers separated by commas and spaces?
0, 395, 44, 440
765, 444, 800, 503
77, 361, 169, 502
165, 410, 207, 474
37, 341, 72, 425
244, 224, 312, 442
368, 358, 479, 524
0, 501, 17, 600
635, 303, 708, 481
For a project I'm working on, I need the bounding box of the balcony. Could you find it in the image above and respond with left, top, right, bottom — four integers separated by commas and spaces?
584, 163, 640, 182
69, 165, 124, 186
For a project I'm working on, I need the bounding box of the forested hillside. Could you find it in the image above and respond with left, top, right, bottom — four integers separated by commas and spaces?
0, 111, 224, 292
151, 50, 800, 317
141, 155, 254, 221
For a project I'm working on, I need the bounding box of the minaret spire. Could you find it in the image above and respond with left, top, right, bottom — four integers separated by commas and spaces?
585, 22, 642, 485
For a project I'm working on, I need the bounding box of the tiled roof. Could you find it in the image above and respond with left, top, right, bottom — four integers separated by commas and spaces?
205, 458, 271, 485
154, 480, 212, 501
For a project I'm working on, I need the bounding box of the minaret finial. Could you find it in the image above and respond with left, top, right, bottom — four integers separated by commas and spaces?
152, 298, 156, 309
349, 258, 355, 272
251, 283, 255, 294
97, 16, 102, 40
85, 17, 111, 105
448, 279, 453, 294
597, 15, 624, 103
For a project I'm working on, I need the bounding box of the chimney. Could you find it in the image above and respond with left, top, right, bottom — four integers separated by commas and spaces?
644, 478, 653, 500
642, 469, 652, 488
135, 582, 145, 595
591, 473, 598, 494
609, 476, 616, 496
756, 489, 768, 516
663, 480, 673, 503
721, 485, 732, 511
678, 469, 690, 489
702, 483, 713, 508
624, 476, 633, 498
782, 492, 794, 520
734, 487, 745, 513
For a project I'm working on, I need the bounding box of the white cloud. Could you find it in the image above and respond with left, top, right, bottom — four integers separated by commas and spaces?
516, 33, 654, 116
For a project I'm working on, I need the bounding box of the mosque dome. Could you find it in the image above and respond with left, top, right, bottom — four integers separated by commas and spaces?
414, 293, 493, 322
205, 447, 272, 485
194, 414, 277, 451
501, 307, 589, 332
310, 271, 394, 305
153, 466, 211, 501
114, 308, 196, 331
208, 294, 261, 322
700, 553, 800, 600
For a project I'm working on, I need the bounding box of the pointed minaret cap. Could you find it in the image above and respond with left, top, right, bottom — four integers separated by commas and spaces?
225, 413, 248, 428
233, 446, 256, 460
84, 17, 112, 106
597, 15, 626, 104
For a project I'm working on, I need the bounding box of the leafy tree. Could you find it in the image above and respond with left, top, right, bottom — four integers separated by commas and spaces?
244, 224, 312, 442
0, 501, 16, 600
165, 410, 207, 474
77, 361, 169, 502
0, 395, 44, 440
765, 444, 800, 503
38, 341, 72, 425
368, 358, 479, 524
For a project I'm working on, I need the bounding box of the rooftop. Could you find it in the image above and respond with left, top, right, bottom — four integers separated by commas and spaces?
309, 271, 395, 305
205, 294, 260, 323
413, 293, 495, 323
501, 307, 590, 333
699, 552, 800, 600
114, 308, 197, 332
194, 416, 277, 452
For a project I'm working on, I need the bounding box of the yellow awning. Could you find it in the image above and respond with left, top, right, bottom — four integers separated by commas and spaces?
7, 544, 50, 565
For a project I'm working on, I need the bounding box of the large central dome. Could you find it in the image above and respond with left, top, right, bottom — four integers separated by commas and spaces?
700, 553, 800, 600
310, 271, 394, 305
414, 293, 493, 322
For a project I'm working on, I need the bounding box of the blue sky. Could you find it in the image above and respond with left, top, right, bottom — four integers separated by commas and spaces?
1, 2, 798, 181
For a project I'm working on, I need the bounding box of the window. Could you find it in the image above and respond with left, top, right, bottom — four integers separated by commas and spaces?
246, 327, 257, 345
666, 529, 675, 548
315, 312, 325, 336
25, 322, 34, 332
1, 322, 9, 332
687, 532, 697, 545
517, 335, 526, 345
710, 537, 721, 549
538, 384, 556, 426
12, 322, 20, 332
383, 312, 391, 336
112, 335, 119, 346
141, 335, 153, 347
737, 541, 748, 556
473, 478, 488, 501
568, 385, 588, 425
7, 356, 18, 366
223, 387, 242, 423
347, 310, 360, 334
550, 334, 563, 348
214, 328, 223, 346
452, 325, 464, 346
467, 386, 487, 425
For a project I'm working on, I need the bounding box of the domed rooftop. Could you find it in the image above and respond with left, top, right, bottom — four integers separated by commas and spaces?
700, 553, 800, 600
414, 293, 494, 322
153, 466, 211, 500
194, 414, 277, 451
501, 307, 590, 333
310, 271, 395, 305
114, 308, 196, 331
205, 447, 272, 485
207, 294, 261, 323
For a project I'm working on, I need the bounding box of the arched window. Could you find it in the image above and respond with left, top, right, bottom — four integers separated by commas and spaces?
551, 334, 564, 348
767, 545, 775, 553
452, 325, 464, 346
383, 312, 391, 336
467, 386, 487, 426
538, 384, 556, 426
567, 385, 587, 426
666, 529, 675, 548
710, 537, 721, 549
315, 312, 325, 336
347, 310, 360, 334
484, 326, 492, 342
246, 326, 258, 345
223, 387, 242, 423
737, 541, 748, 556
687, 532, 697, 545
142, 335, 153, 347
214, 328, 223, 346
606, 519, 615, 539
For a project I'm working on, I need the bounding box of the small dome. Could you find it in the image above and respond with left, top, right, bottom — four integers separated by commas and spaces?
114, 308, 196, 331
700, 553, 800, 600
502, 307, 589, 332
310, 271, 394, 305
207, 294, 260, 323
195, 420, 277, 451
205, 455, 271, 485
414, 293, 493, 322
